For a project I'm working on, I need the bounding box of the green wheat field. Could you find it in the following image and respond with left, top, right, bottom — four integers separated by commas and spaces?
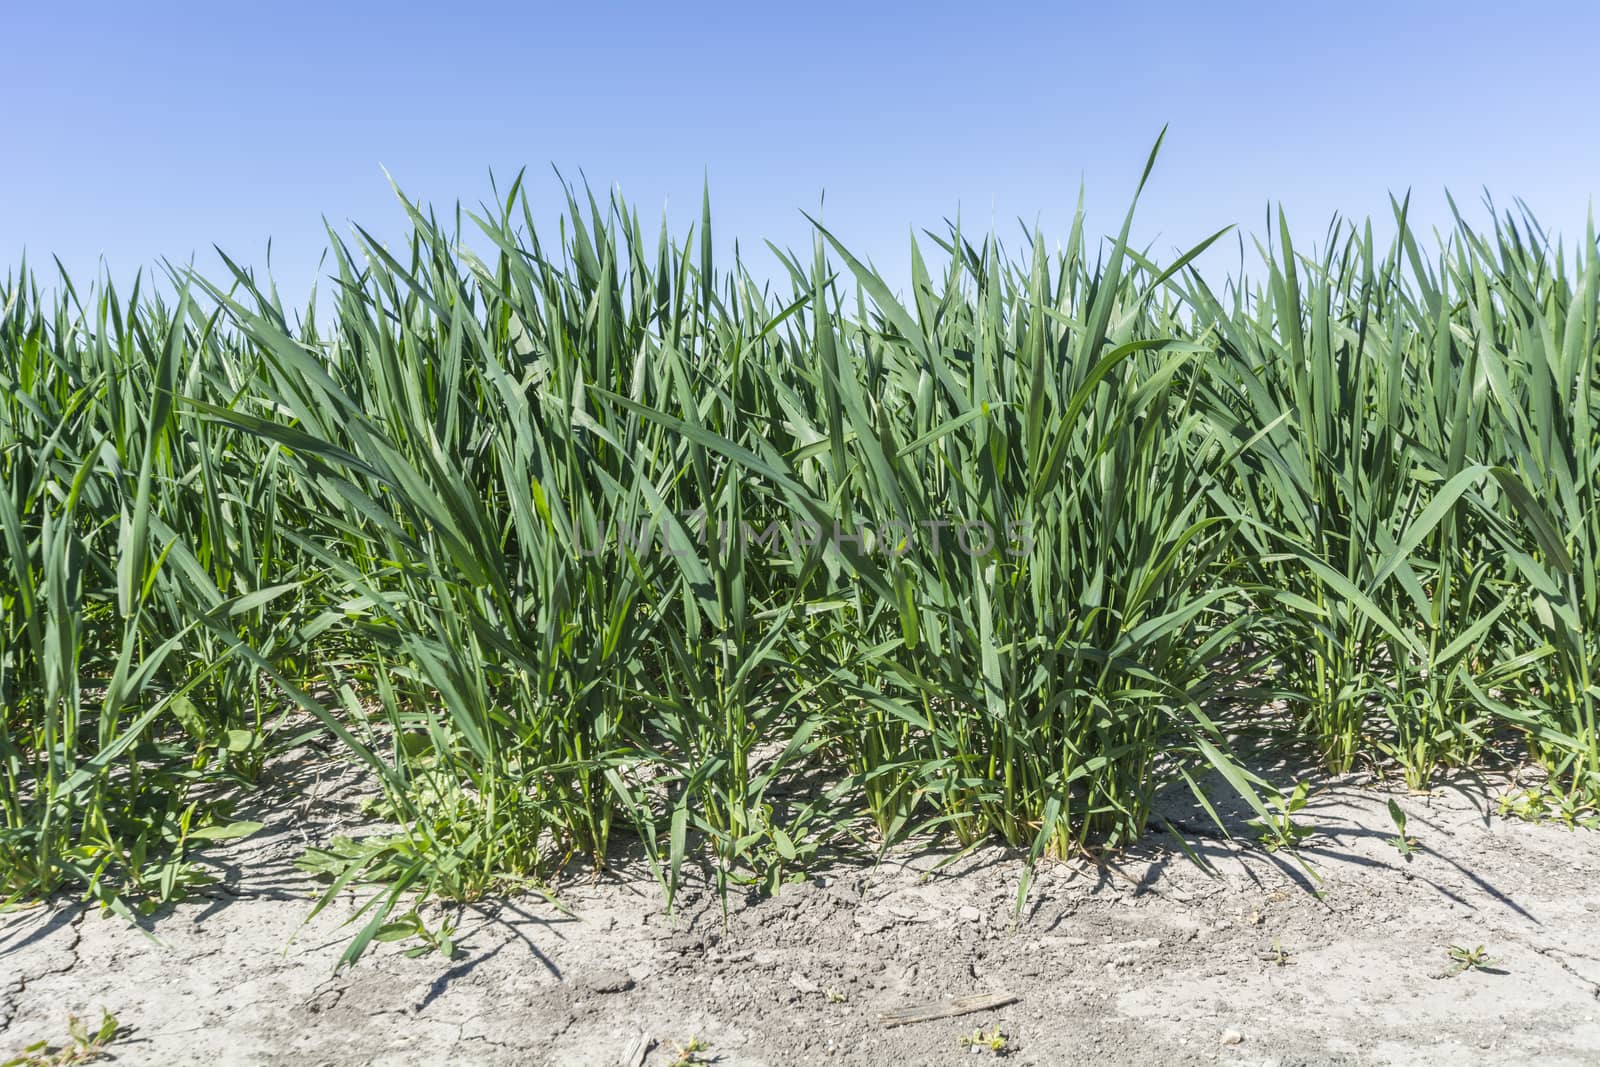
4, 142, 1597, 963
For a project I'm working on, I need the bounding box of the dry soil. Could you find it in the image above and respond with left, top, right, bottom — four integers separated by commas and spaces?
4, 764, 1600, 1066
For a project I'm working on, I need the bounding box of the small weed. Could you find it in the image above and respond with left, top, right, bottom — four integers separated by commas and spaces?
668, 1035, 711, 1065
3, 1011, 120, 1067
1384, 799, 1420, 860
1248, 782, 1314, 852
1498, 788, 1599, 829
1445, 944, 1500, 976
823, 987, 847, 1003
958, 1023, 1009, 1054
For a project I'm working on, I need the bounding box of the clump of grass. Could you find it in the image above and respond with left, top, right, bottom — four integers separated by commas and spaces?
2, 137, 1597, 961
0, 274, 284, 921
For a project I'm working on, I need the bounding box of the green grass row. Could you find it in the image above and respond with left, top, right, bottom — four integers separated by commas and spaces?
3, 145, 1596, 959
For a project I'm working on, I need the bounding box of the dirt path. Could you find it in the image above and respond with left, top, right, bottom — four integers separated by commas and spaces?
4, 774, 1599, 1065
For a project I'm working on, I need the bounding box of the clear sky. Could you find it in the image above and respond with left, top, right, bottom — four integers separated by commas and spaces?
4, 1, 1598, 304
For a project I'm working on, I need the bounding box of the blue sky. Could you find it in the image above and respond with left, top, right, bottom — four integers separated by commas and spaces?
4, 2, 1598, 303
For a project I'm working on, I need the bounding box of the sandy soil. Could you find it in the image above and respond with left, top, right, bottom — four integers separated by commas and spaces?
4, 767, 1600, 1066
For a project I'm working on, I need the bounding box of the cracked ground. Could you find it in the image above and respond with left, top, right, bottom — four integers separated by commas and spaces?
4, 772, 1600, 1066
